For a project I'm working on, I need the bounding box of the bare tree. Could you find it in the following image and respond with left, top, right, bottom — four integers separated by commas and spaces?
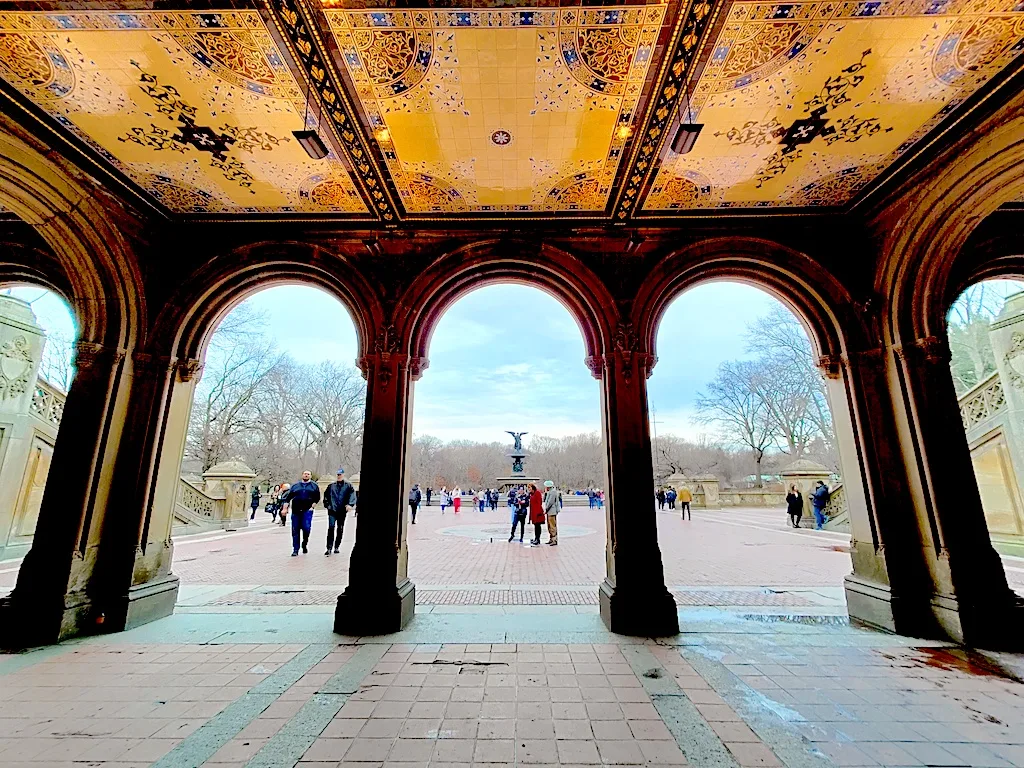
38, 327, 75, 392
947, 281, 1024, 394
695, 360, 776, 486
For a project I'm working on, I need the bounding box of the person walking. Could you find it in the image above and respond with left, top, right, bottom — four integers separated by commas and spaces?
250, 485, 261, 520
277, 482, 291, 527
509, 489, 527, 542
324, 468, 356, 555
409, 484, 422, 524
452, 487, 461, 514
528, 483, 545, 545
678, 486, 692, 520
656, 488, 665, 510
287, 471, 320, 556
786, 484, 803, 528
811, 480, 830, 530
543, 480, 559, 546
587, 488, 596, 509
426, 487, 433, 507
439, 486, 449, 514
665, 487, 676, 510
477, 488, 487, 513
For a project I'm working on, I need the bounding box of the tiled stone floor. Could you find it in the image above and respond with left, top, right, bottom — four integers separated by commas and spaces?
2, 610, 1024, 767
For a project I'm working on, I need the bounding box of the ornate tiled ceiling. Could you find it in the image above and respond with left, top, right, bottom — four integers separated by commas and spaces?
325, 6, 665, 213
0, 10, 367, 214
642, 0, 1024, 212
0, 0, 1020, 221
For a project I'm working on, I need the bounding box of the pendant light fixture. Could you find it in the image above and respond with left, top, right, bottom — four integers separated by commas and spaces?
670, 71, 703, 155
294, 82, 329, 160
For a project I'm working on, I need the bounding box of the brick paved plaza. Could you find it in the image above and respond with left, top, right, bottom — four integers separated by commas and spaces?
4, 505, 1024, 766
4, 505, 1022, 610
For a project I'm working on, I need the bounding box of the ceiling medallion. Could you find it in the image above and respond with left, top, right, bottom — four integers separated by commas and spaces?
490, 130, 512, 146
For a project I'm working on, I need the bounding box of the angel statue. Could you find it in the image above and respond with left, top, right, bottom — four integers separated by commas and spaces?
505, 431, 528, 451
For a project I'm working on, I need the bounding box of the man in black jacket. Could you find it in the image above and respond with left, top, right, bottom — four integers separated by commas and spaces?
324, 468, 356, 556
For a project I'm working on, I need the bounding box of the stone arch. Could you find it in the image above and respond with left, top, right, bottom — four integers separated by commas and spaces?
879, 90, 1024, 348
0, 116, 142, 349
401, 239, 615, 369
635, 236, 865, 366
152, 241, 383, 366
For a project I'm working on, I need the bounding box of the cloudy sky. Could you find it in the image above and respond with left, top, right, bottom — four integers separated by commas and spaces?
8, 280, 783, 443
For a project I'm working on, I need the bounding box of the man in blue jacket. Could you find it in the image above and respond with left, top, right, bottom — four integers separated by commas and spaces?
286, 470, 321, 556
324, 468, 356, 556
811, 480, 831, 530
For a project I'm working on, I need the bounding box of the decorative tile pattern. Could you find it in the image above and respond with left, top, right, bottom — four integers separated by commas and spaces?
643, 0, 1024, 211
0, 11, 367, 214
326, 5, 666, 213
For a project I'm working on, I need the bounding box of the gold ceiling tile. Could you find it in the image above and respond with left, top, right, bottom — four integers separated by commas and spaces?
0, 11, 367, 215
643, 0, 1024, 211
326, 5, 666, 214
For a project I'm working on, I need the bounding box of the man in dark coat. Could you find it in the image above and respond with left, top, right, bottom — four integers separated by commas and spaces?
287, 470, 321, 556
324, 468, 356, 556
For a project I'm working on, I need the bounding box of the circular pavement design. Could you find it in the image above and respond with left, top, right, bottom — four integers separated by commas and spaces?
436, 524, 597, 540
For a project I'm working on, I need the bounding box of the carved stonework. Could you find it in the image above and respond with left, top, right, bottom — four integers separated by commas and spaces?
584, 354, 605, 379
916, 335, 951, 365
817, 354, 843, 380
373, 324, 402, 389
176, 357, 204, 383
0, 335, 33, 400
131, 352, 175, 378
613, 322, 638, 383
73, 341, 126, 372
408, 355, 429, 381
1003, 331, 1024, 390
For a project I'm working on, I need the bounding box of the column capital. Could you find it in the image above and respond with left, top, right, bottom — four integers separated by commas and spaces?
175, 358, 204, 383
73, 341, 126, 372
817, 354, 844, 380
408, 355, 429, 381
894, 335, 951, 365
130, 352, 175, 378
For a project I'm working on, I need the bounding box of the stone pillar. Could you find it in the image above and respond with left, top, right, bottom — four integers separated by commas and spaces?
819, 351, 936, 637
591, 324, 678, 637
92, 351, 181, 633
0, 341, 129, 647
0, 295, 49, 561
780, 459, 831, 527
202, 460, 257, 530
982, 294, 1024, 537
693, 475, 720, 509
334, 334, 419, 635
888, 336, 1021, 647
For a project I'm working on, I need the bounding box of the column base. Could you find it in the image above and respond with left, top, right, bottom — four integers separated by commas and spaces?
123, 574, 179, 630
599, 579, 679, 637
335, 578, 415, 636
0, 589, 98, 649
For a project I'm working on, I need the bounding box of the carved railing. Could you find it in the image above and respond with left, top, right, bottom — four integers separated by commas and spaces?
823, 482, 846, 521
29, 377, 65, 429
959, 372, 1006, 431
174, 478, 223, 528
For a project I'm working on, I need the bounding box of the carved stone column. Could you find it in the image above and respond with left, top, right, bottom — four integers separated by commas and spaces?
592, 323, 678, 636
0, 341, 127, 647
824, 349, 936, 636
335, 327, 421, 635
93, 351, 182, 633
888, 335, 1022, 646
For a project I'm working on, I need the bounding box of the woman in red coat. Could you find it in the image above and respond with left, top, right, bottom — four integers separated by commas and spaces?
528, 483, 545, 546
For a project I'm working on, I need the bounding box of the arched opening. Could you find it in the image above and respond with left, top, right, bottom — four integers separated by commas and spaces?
946, 277, 1024, 594
0, 284, 77, 594
648, 281, 851, 615
408, 283, 605, 608
154, 283, 366, 612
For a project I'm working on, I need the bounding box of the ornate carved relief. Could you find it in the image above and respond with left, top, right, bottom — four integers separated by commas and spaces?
1004, 332, 1024, 390
73, 341, 125, 372
817, 354, 843, 380
613, 321, 638, 383
176, 358, 204, 383
0, 335, 33, 400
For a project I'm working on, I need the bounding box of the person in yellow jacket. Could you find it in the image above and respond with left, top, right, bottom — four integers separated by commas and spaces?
678, 486, 693, 520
